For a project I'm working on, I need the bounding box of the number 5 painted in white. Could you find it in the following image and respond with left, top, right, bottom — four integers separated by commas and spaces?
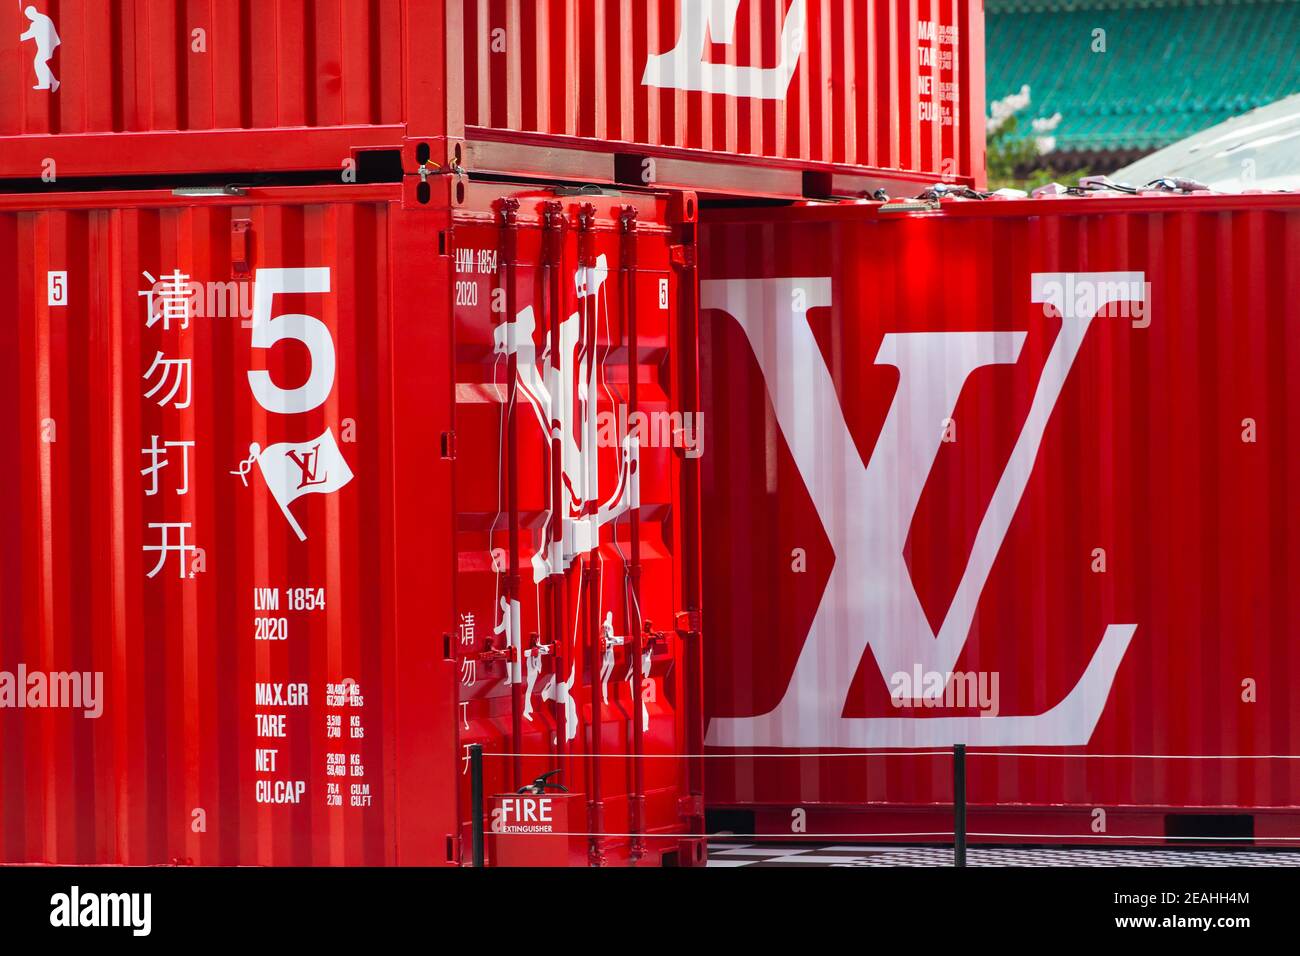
248, 268, 334, 414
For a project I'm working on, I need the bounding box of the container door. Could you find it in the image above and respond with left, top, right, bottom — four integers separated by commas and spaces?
699, 195, 1300, 841
450, 184, 703, 865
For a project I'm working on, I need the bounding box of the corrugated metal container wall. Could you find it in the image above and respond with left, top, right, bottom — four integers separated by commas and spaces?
0, 1, 983, 194
0, 179, 701, 865
0, 0, 449, 178
462, 0, 985, 190
697, 194, 1300, 842
0, 184, 454, 865
451, 186, 704, 865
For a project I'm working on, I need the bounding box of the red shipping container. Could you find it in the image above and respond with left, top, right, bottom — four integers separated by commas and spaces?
0, 0, 451, 179
0, 178, 703, 865
0, 1, 983, 196
462, 0, 985, 196
698, 193, 1300, 844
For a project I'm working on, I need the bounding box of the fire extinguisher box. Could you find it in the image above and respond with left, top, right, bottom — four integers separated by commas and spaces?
489, 793, 588, 868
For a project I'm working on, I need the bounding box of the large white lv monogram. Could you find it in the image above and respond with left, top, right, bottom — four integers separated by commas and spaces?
642, 0, 807, 100
703, 273, 1142, 747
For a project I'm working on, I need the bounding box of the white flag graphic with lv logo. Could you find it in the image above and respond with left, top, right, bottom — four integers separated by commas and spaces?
249, 427, 354, 541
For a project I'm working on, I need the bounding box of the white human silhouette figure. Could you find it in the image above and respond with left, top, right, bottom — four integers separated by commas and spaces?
522, 645, 544, 722
493, 595, 522, 686
542, 665, 578, 742
599, 611, 622, 705
20, 6, 60, 92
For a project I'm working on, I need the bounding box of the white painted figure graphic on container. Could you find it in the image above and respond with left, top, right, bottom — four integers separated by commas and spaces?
492, 254, 640, 586
495, 255, 643, 743
522, 644, 546, 722
494, 595, 522, 687
20, 6, 60, 92
541, 665, 578, 744
599, 611, 622, 705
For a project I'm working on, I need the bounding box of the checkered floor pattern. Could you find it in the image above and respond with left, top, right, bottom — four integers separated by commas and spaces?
706, 842, 1300, 867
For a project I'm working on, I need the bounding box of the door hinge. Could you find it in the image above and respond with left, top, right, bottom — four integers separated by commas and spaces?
670, 244, 696, 269
440, 431, 456, 460
674, 608, 701, 637
231, 219, 252, 278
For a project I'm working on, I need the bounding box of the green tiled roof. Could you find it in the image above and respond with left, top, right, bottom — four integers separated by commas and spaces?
986, 0, 1300, 153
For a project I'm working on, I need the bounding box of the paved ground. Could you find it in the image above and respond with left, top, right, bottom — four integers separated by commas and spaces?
706, 841, 1300, 867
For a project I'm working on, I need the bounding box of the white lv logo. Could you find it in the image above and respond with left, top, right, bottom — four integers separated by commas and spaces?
702, 273, 1142, 747
642, 0, 807, 101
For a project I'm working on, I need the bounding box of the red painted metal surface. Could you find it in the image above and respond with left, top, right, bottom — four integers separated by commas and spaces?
0, 1, 983, 195
463, 0, 985, 191
0, 178, 700, 865
0, 0, 450, 179
698, 193, 1300, 841
452, 185, 703, 865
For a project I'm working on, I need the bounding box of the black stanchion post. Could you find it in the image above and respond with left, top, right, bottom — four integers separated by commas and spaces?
471, 743, 485, 868
953, 743, 967, 867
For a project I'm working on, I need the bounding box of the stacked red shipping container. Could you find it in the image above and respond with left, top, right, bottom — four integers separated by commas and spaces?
0, 0, 985, 196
